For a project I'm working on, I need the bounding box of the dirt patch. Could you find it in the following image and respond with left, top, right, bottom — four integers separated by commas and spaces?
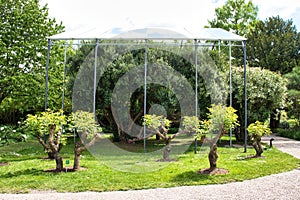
43, 167, 86, 173
0, 162, 9, 166
197, 168, 229, 175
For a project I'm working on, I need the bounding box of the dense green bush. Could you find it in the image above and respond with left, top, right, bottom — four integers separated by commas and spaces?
0, 122, 28, 145
276, 128, 300, 141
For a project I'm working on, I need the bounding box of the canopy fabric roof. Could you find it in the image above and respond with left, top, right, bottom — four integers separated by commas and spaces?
48, 26, 247, 41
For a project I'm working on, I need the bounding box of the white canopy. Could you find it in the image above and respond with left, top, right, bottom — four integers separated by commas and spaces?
48, 26, 247, 41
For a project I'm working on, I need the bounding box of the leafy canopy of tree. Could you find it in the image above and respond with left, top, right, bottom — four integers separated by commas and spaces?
68, 43, 215, 142
0, 0, 64, 124
284, 66, 300, 119
232, 67, 287, 139
207, 0, 258, 36
207, 0, 258, 66
247, 16, 299, 74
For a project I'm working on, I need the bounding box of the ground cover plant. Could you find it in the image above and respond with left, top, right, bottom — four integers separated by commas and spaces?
0, 137, 299, 193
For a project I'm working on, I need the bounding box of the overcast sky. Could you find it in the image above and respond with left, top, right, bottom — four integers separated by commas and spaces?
40, 0, 300, 33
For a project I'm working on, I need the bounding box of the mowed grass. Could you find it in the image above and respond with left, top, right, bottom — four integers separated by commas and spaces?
0, 136, 299, 193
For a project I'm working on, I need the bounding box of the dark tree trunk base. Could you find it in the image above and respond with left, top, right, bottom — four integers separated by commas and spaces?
198, 168, 229, 175
44, 167, 86, 173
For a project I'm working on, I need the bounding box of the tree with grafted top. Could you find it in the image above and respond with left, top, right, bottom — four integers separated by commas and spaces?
247, 121, 271, 157
26, 110, 66, 172
69, 111, 102, 171
203, 105, 239, 171
143, 115, 199, 161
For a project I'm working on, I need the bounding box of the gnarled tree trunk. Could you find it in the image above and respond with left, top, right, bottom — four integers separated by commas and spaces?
208, 144, 218, 170
48, 124, 63, 172
253, 136, 263, 157
54, 152, 63, 172
163, 140, 171, 161
73, 131, 101, 171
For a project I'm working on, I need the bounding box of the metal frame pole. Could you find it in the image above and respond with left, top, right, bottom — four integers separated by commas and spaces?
229, 41, 233, 147
45, 39, 52, 111
62, 42, 67, 113
143, 40, 148, 153
194, 39, 198, 154
243, 40, 247, 153
93, 39, 99, 118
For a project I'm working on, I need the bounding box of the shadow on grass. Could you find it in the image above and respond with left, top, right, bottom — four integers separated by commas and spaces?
235, 155, 267, 161
171, 170, 211, 183
1, 168, 42, 178
0, 155, 44, 163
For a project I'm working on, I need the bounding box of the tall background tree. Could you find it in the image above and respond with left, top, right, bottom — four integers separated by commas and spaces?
246, 16, 299, 129
67, 44, 214, 142
0, 0, 64, 124
247, 16, 299, 74
207, 0, 258, 36
284, 66, 300, 119
207, 0, 258, 66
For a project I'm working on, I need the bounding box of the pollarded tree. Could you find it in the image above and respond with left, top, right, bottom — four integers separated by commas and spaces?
202, 105, 239, 171
247, 16, 299, 74
143, 115, 199, 161
247, 121, 271, 157
69, 111, 102, 171
0, 0, 65, 124
26, 110, 66, 172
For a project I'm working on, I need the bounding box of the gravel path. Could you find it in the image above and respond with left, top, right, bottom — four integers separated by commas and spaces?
1, 135, 299, 200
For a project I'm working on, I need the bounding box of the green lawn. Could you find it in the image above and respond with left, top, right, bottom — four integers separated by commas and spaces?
0, 137, 299, 193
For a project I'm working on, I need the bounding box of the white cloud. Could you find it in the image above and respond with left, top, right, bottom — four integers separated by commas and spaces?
40, 0, 221, 31
41, 0, 300, 32
253, 0, 300, 21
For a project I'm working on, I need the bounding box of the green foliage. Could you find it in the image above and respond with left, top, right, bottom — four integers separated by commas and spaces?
181, 116, 201, 134
247, 16, 299, 74
0, 0, 65, 124
207, 0, 258, 66
68, 44, 213, 140
26, 110, 67, 145
205, 104, 239, 136
143, 114, 171, 130
284, 66, 300, 118
69, 111, 102, 139
277, 128, 300, 141
0, 123, 27, 145
247, 121, 271, 138
287, 119, 299, 129
207, 0, 258, 36
232, 67, 287, 123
